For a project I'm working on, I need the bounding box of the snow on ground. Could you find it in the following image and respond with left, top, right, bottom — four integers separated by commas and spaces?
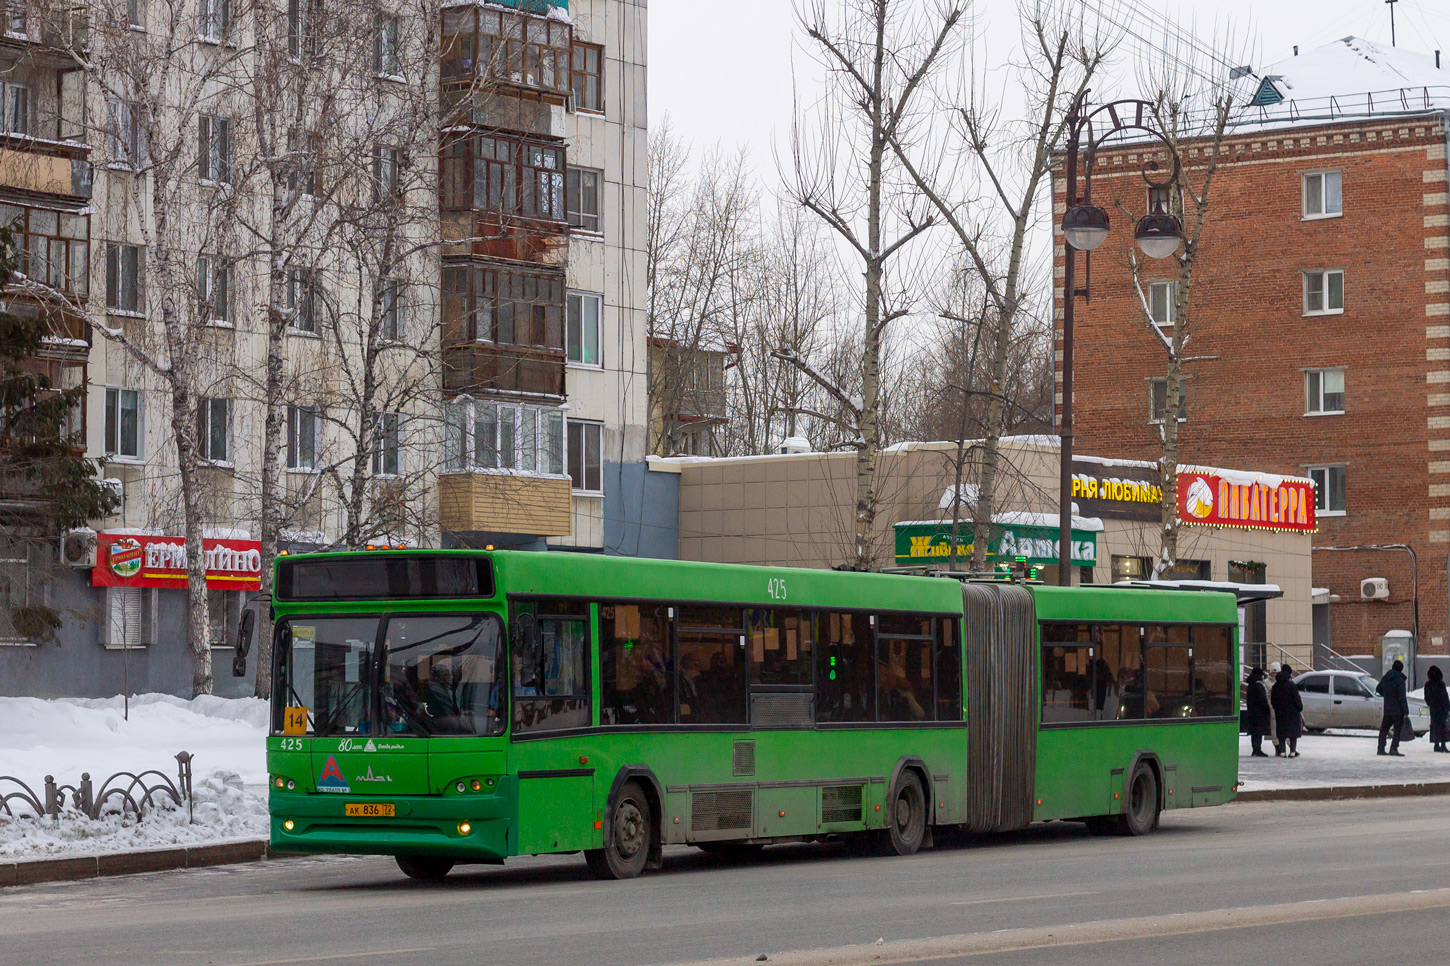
0, 693, 270, 859
1239, 729, 1450, 792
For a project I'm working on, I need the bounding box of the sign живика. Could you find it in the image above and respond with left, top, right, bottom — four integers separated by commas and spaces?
894, 521, 1097, 568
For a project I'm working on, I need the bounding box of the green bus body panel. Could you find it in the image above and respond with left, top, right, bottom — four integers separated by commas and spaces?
266, 551, 1238, 861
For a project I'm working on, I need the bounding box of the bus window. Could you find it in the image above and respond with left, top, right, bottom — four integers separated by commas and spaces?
746, 608, 811, 686
1098, 625, 1144, 720
512, 600, 590, 734
381, 613, 505, 736
817, 612, 875, 722
1145, 642, 1192, 718
879, 614, 932, 637
1041, 646, 1094, 724
1193, 625, 1234, 716
275, 617, 379, 736
678, 605, 746, 724
600, 603, 674, 725
935, 618, 962, 721
878, 633, 932, 722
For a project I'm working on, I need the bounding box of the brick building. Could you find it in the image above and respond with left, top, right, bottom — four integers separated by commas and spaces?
1056, 38, 1450, 663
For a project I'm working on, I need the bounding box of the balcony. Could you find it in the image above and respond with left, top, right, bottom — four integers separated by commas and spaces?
443, 342, 565, 398
441, 4, 572, 134
0, 134, 92, 200
442, 210, 568, 266
438, 471, 573, 536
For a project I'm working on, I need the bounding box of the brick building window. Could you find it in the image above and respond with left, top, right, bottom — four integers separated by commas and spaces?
1303, 270, 1343, 316
1148, 377, 1187, 423
1307, 465, 1346, 515
1304, 368, 1344, 415
1302, 171, 1342, 218
1147, 281, 1174, 326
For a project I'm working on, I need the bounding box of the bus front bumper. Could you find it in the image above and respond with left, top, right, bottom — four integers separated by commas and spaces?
269, 790, 514, 861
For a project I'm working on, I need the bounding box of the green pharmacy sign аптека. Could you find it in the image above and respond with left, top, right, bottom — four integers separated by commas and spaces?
893, 521, 1097, 568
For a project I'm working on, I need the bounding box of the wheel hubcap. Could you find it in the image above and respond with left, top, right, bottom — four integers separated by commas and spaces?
614, 800, 644, 857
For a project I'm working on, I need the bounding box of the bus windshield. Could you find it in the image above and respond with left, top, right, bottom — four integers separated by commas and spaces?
274, 613, 506, 737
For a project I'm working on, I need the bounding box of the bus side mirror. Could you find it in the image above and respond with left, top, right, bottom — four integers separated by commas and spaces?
232, 603, 258, 677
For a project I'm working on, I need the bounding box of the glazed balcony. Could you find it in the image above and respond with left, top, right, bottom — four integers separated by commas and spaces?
441, 4, 572, 134
0, 134, 92, 200
442, 342, 565, 398
440, 132, 567, 266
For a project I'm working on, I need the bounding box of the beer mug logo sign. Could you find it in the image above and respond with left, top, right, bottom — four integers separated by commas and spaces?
108, 537, 144, 579
1184, 477, 1214, 520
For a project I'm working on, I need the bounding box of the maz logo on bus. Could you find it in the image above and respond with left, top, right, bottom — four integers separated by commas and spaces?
766, 577, 787, 600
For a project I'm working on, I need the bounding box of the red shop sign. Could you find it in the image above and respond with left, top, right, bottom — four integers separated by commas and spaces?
1177, 471, 1317, 533
91, 533, 263, 590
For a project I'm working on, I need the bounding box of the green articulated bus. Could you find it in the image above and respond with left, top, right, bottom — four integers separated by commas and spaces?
246, 549, 1240, 881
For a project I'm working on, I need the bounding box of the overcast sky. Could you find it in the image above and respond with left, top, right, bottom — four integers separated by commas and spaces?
648, 0, 1450, 182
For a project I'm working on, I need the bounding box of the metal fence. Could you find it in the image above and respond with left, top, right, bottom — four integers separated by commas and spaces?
0, 751, 194, 824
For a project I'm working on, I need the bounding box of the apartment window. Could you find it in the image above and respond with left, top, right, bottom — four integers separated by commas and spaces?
104, 388, 141, 459
1149, 377, 1187, 423
1308, 465, 1346, 515
1148, 281, 1174, 326
287, 404, 321, 470
287, 268, 321, 332
0, 202, 88, 297
566, 292, 601, 366
571, 42, 603, 112
106, 243, 143, 313
197, 254, 231, 323
5, 4, 25, 34
1303, 171, 1342, 218
374, 14, 401, 76
127, 0, 144, 29
287, 0, 308, 58
567, 167, 601, 232
198, 397, 231, 463
0, 83, 27, 135
198, 114, 231, 183
567, 420, 602, 493
377, 279, 402, 340
287, 129, 316, 196
440, 6, 572, 94
1305, 368, 1345, 415
441, 264, 564, 349
199, 0, 230, 42
373, 412, 402, 476
1304, 270, 1344, 315
443, 397, 563, 475
106, 97, 144, 167
373, 145, 400, 202
441, 133, 565, 222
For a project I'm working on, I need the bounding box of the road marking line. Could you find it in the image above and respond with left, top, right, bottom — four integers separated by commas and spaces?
214, 947, 436, 965
661, 887, 1450, 966
949, 891, 1098, 906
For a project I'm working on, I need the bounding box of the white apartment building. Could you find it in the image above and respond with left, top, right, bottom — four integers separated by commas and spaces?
0, 0, 654, 698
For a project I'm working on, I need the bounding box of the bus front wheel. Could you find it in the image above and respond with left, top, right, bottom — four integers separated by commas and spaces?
396, 855, 455, 881
1113, 765, 1160, 837
877, 772, 927, 856
586, 780, 652, 880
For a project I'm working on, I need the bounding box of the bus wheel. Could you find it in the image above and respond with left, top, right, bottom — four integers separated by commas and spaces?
586, 780, 652, 880
396, 855, 455, 881
1114, 765, 1160, 837
878, 772, 927, 856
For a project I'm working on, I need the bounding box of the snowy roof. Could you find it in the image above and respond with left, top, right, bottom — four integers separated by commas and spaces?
898, 509, 1105, 533
1238, 37, 1450, 130
1112, 579, 1284, 604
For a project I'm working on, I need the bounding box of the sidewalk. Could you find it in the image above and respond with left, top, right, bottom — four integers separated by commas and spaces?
1236, 730, 1450, 800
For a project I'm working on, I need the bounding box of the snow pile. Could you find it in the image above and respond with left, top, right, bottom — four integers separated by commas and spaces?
0, 693, 270, 859
1238, 730, 1450, 792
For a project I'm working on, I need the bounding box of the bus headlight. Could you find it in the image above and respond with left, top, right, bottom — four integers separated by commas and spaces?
457, 822, 471, 835
283, 819, 295, 831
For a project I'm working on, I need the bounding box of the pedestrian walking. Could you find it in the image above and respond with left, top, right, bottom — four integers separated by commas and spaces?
1424, 665, 1449, 753
1245, 666, 1272, 757
1376, 659, 1410, 757
1270, 664, 1303, 758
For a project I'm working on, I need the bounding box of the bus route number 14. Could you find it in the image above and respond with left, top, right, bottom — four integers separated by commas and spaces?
767, 577, 787, 601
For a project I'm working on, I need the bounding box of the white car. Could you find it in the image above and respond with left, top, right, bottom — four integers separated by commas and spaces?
1294, 670, 1430, 734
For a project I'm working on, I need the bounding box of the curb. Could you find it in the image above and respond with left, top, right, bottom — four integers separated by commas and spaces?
1235, 781, 1450, 803
2, 839, 270, 888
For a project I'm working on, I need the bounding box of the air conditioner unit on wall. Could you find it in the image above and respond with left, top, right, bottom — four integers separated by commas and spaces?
1361, 577, 1390, 601
59, 529, 97, 568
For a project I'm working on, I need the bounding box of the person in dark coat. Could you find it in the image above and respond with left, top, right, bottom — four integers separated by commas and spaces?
1270, 665, 1303, 757
1423, 665, 1449, 753
1376, 659, 1410, 757
1245, 666, 1272, 757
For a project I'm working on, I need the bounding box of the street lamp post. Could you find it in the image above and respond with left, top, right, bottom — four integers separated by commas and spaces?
1058, 93, 1185, 586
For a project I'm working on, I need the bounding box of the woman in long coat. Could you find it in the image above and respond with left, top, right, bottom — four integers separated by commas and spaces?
1424, 665, 1450, 753
1270, 665, 1303, 757
1245, 667, 1272, 757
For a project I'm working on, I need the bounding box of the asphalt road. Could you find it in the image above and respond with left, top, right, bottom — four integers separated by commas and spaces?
3, 796, 1448, 966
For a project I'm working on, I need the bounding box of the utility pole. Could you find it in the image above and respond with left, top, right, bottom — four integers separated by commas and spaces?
1386, 0, 1398, 47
